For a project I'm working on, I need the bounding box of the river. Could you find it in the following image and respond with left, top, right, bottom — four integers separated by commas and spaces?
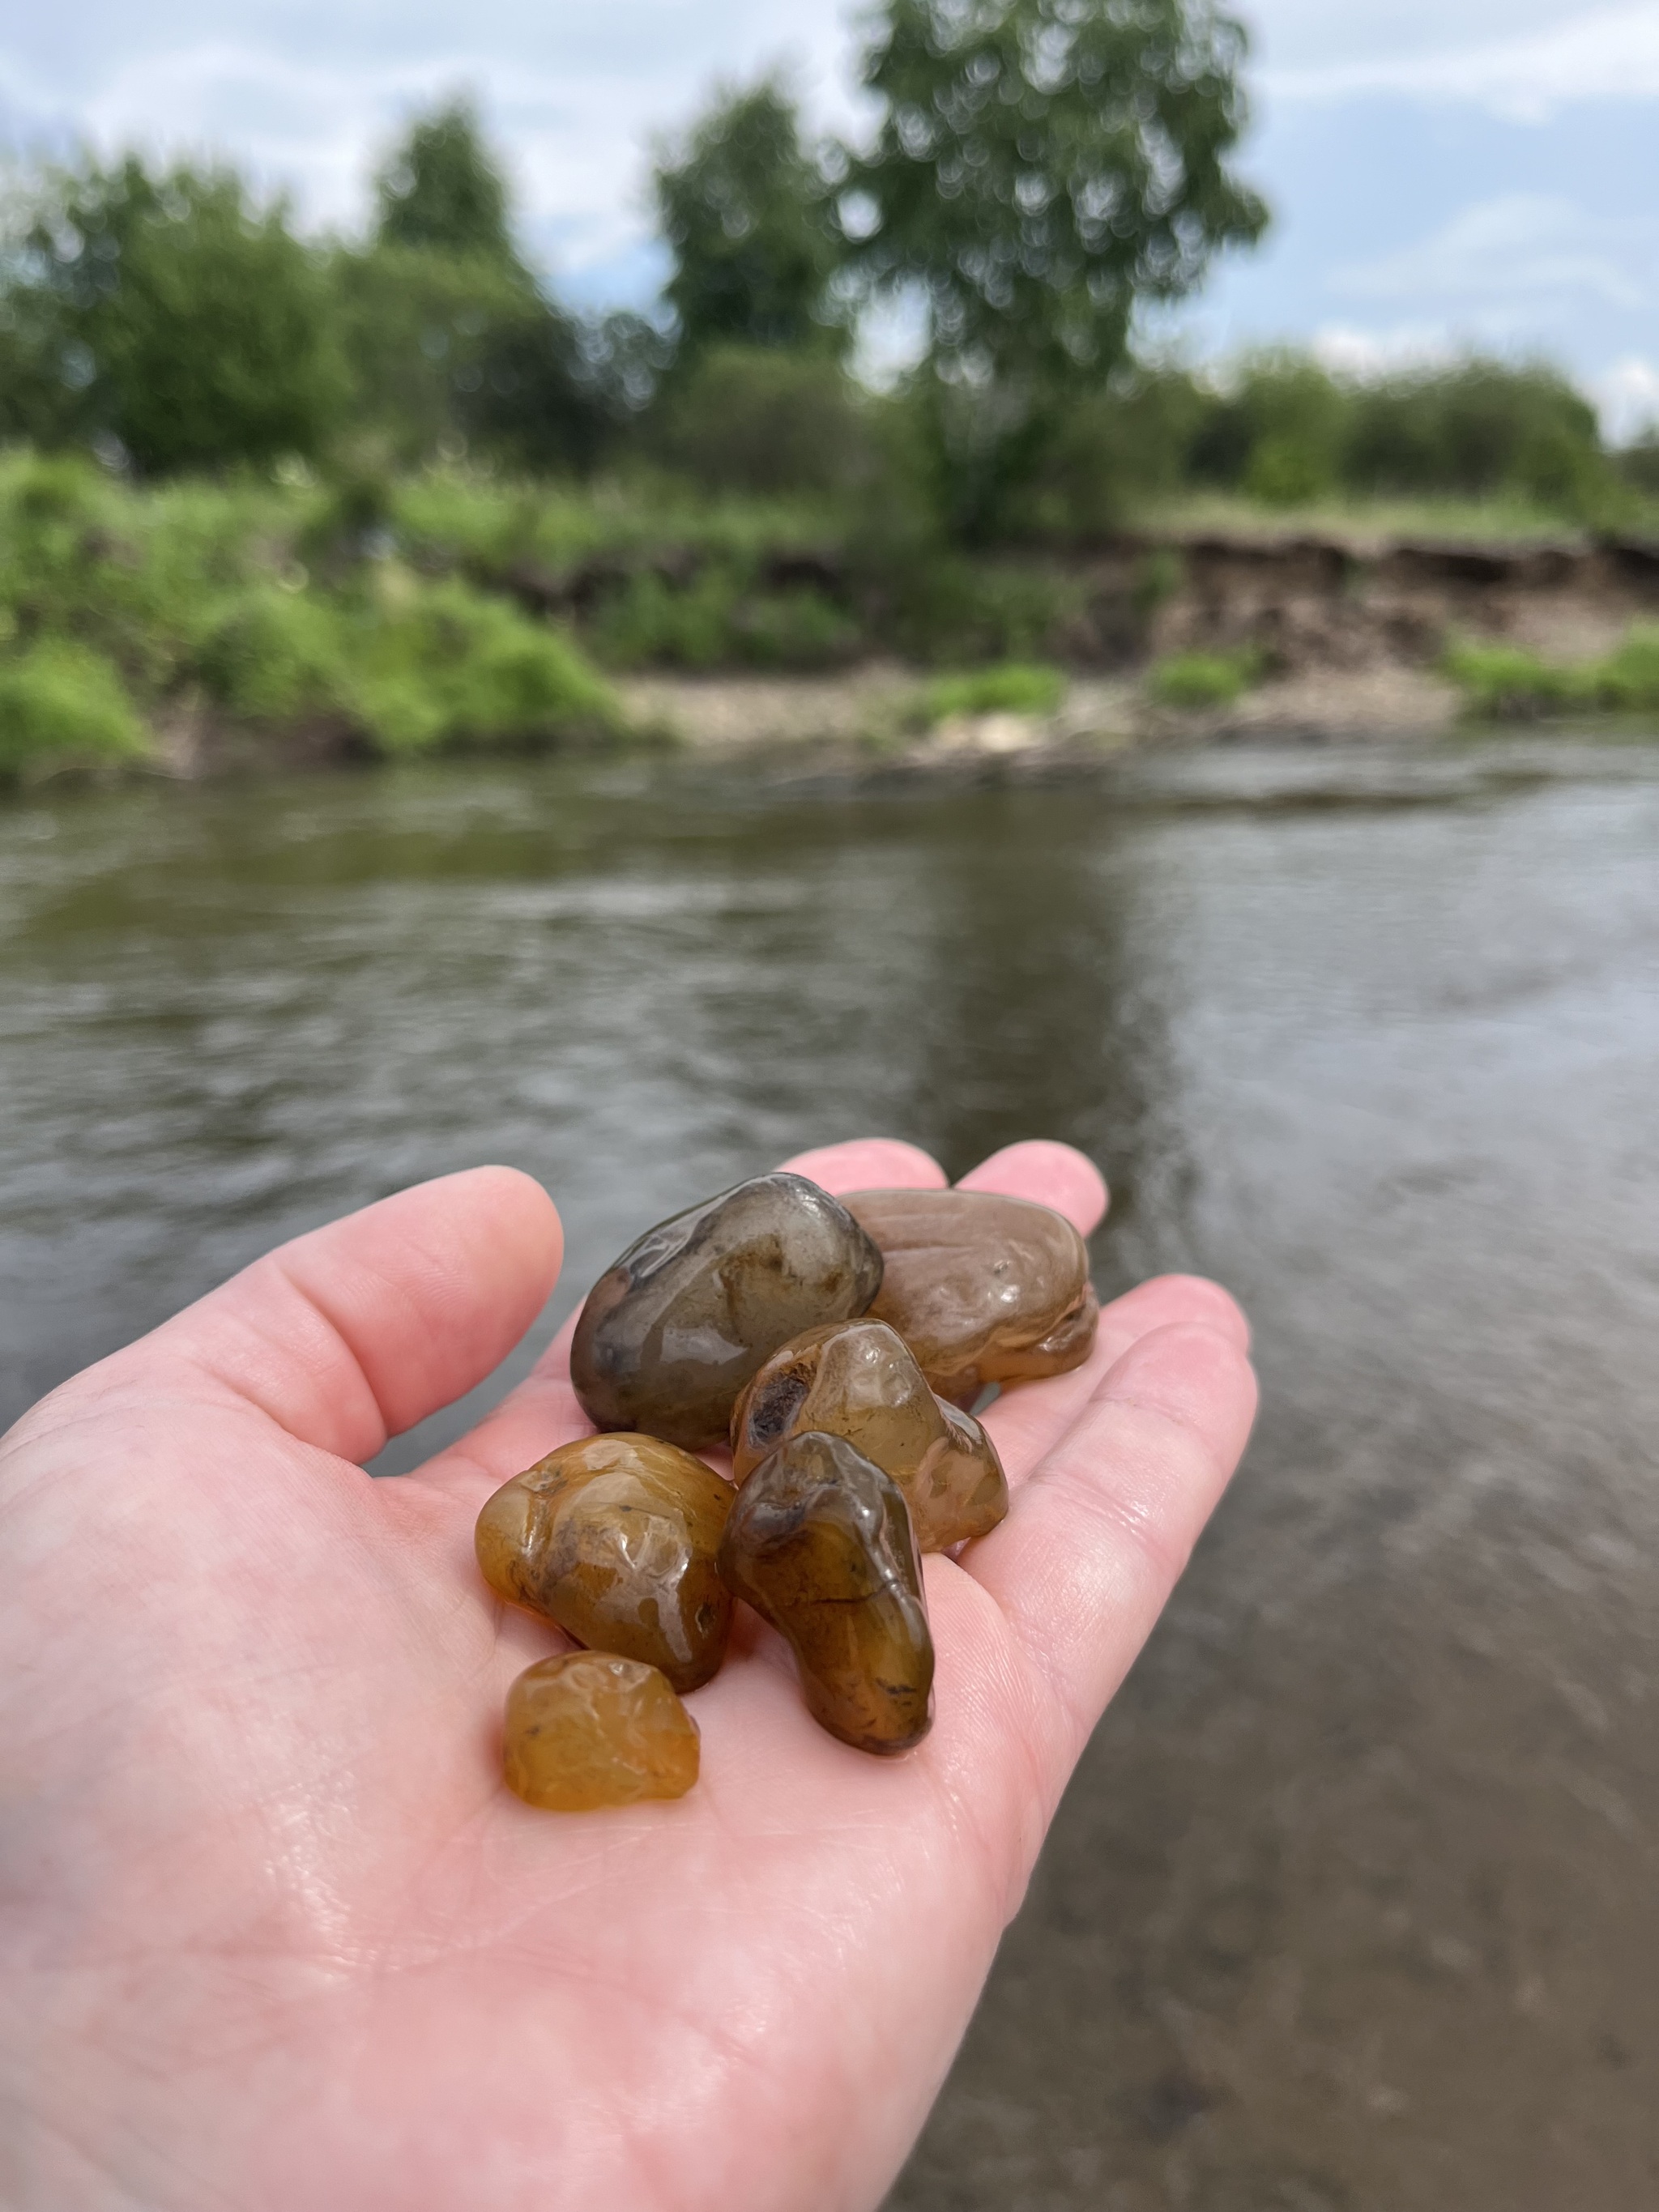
3, 739, 1657, 2209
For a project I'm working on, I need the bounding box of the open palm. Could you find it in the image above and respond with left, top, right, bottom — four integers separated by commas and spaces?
1, 1137, 1256, 2212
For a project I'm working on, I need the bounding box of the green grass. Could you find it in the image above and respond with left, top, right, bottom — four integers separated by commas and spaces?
193, 571, 621, 750
1129, 490, 1643, 548
0, 640, 149, 778
924, 662, 1067, 722
394, 468, 844, 576
1148, 646, 1265, 711
1444, 627, 1659, 718
586, 567, 859, 672
344, 575, 620, 752
0, 453, 623, 774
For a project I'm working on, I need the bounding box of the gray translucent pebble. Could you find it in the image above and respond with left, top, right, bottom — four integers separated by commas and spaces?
569, 1173, 885, 1449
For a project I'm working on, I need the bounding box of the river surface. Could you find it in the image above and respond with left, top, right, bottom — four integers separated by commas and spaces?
4, 739, 1658, 2209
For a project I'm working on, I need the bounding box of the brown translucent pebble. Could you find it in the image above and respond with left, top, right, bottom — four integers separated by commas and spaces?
718, 1430, 934, 1756
844, 1187, 1100, 1407
570, 1172, 885, 1449
730, 1318, 1009, 1551
503, 1652, 699, 1811
475, 1434, 734, 1694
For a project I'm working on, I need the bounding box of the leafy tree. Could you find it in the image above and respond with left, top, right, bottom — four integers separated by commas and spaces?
335, 243, 650, 475
1004, 364, 1209, 533
650, 345, 876, 494
1, 158, 344, 474
354, 98, 652, 472
842, 0, 1267, 531
374, 98, 519, 269
654, 80, 844, 357
1618, 432, 1659, 500
1346, 359, 1609, 510
1188, 350, 1348, 505
1176, 352, 1614, 518
463, 308, 670, 472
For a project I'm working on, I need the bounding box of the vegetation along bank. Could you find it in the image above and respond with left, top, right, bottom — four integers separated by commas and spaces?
3, 0, 1659, 784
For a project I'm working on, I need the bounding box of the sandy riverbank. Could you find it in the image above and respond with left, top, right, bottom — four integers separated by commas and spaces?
618, 660, 1464, 767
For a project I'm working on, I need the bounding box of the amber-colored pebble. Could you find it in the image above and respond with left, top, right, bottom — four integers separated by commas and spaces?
719, 1430, 934, 1756
503, 1652, 699, 1811
730, 1318, 1008, 1551
570, 1172, 885, 1449
844, 1187, 1099, 1406
476, 1434, 734, 1693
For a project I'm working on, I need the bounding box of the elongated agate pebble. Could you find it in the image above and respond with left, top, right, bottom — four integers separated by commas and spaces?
844, 1187, 1098, 1406
503, 1652, 699, 1810
719, 1430, 933, 1756
730, 1317, 1008, 1550
570, 1173, 885, 1448
476, 1434, 734, 1693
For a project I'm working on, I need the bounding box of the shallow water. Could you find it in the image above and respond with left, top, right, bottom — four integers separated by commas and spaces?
4, 739, 1658, 2208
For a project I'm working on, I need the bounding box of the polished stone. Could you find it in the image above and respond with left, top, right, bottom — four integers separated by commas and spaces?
719, 1429, 934, 1755
475, 1434, 734, 1693
845, 1187, 1099, 1405
570, 1172, 885, 1448
730, 1317, 1008, 1550
502, 1652, 700, 1811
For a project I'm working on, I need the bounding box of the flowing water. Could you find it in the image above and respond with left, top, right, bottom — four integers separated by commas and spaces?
3, 739, 1658, 2210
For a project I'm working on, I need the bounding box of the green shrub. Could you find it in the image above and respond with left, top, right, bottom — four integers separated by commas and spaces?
1348, 360, 1610, 515
1593, 625, 1659, 710
1133, 546, 1185, 617
872, 554, 1077, 665
1243, 432, 1333, 508
999, 370, 1209, 536
729, 588, 859, 668
1149, 646, 1264, 710
925, 662, 1065, 721
345, 578, 618, 752
588, 569, 743, 670
650, 347, 876, 497
1190, 352, 1347, 503
1444, 627, 1659, 718
1618, 437, 1659, 497
5, 156, 347, 473
1440, 639, 1582, 716
193, 586, 348, 720
588, 565, 858, 671
0, 641, 148, 776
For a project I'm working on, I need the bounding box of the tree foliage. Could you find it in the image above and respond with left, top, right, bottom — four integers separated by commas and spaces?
654, 81, 843, 356
844, 0, 1266, 388
374, 99, 519, 268
351, 101, 661, 471
2, 159, 343, 473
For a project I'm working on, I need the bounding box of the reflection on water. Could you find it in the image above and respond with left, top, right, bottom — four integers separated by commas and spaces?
4, 739, 1658, 2208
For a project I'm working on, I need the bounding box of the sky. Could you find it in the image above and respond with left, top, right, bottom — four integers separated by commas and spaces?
3, 1, 1658, 437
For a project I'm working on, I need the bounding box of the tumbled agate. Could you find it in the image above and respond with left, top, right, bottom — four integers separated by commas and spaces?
503, 1652, 699, 1811
731, 1318, 1008, 1551
845, 1187, 1099, 1406
476, 1434, 734, 1693
719, 1430, 934, 1756
570, 1172, 885, 1447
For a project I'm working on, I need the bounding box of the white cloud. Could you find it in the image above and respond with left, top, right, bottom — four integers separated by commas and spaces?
1265, 2, 1659, 121
1311, 324, 1458, 377
1592, 355, 1659, 440
1334, 195, 1657, 315
1243, 0, 1591, 75
0, 7, 863, 276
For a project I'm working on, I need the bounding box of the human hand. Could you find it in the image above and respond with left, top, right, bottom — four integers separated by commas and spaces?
0, 1139, 1256, 2212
